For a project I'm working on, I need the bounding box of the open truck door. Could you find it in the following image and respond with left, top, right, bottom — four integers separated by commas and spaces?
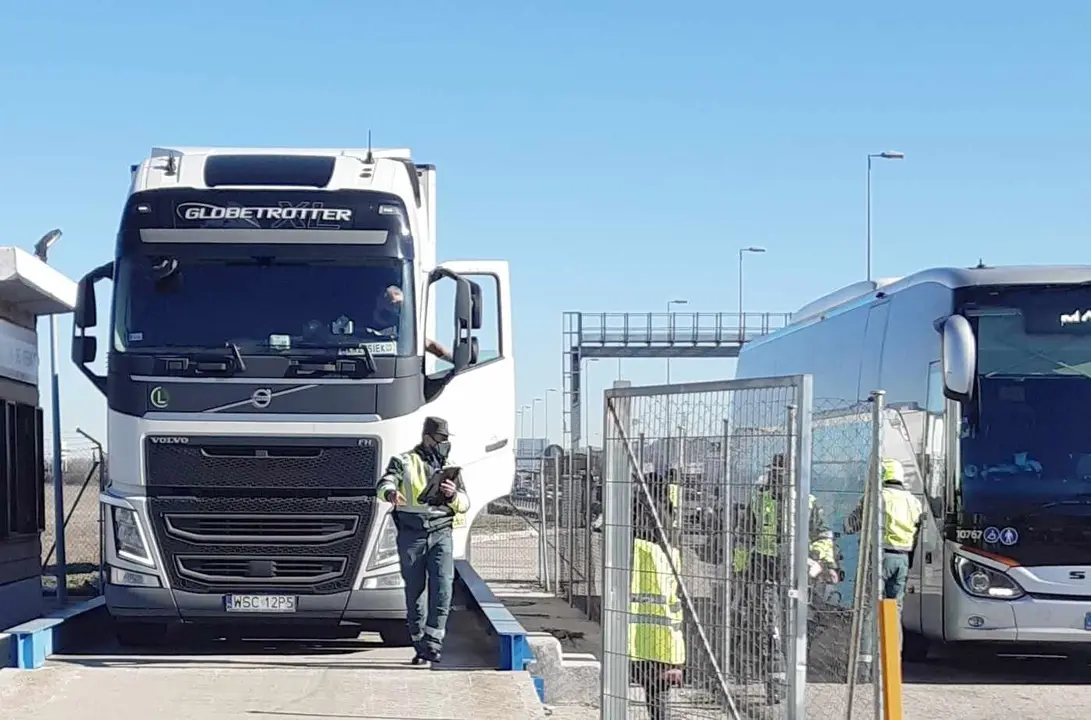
424, 260, 515, 558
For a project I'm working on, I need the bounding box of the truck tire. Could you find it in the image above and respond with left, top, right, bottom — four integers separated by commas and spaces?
902, 630, 929, 662
114, 620, 169, 648
379, 622, 414, 647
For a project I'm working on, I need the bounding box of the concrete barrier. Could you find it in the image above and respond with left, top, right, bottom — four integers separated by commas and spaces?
524, 631, 600, 706
2, 596, 106, 669
455, 559, 534, 673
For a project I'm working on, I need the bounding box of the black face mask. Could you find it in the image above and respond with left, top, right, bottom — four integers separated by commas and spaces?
428, 437, 451, 462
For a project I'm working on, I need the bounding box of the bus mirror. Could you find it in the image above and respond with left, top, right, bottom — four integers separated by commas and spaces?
941, 314, 975, 401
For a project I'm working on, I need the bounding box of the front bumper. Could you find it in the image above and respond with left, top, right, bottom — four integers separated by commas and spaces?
105, 584, 406, 625
947, 592, 1091, 645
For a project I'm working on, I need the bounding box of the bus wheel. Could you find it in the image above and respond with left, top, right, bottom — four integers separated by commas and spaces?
114, 620, 169, 648
902, 631, 929, 662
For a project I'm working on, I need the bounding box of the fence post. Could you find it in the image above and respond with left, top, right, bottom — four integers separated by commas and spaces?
788, 375, 814, 720
552, 453, 562, 598
719, 416, 733, 683
600, 392, 634, 719
538, 463, 550, 592
871, 390, 886, 719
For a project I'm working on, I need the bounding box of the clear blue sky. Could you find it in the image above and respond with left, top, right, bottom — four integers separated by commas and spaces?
1, 1, 1088, 447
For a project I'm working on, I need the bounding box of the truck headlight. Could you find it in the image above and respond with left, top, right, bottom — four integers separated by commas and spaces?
113, 506, 153, 566
953, 555, 1024, 600
367, 513, 400, 571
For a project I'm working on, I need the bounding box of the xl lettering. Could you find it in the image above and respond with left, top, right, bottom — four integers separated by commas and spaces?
270, 201, 346, 230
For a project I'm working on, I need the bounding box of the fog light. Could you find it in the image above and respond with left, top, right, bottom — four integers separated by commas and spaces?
968, 615, 985, 628
110, 566, 161, 588
362, 570, 404, 590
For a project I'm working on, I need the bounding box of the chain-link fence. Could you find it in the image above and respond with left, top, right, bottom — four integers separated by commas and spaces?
596, 377, 889, 720
541, 448, 602, 620
599, 377, 812, 719
41, 434, 105, 598
468, 460, 549, 590
806, 396, 884, 720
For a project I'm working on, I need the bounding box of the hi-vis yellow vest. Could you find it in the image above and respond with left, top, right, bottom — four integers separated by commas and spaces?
881, 485, 922, 551
629, 538, 686, 665
398, 453, 467, 529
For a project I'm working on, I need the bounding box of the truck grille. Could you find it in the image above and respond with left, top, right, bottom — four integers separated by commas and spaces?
163, 514, 358, 544
148, 495, 373, 594
144, 436, 380, 491
176, 556, 346, 584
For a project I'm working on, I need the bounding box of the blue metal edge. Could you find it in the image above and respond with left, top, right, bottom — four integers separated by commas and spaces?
2, 596, 105, 669
454, 559, 534, 672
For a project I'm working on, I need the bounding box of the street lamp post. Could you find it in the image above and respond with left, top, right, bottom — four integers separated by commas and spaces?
544, 388, 557, 445
738, 246, 766, 342
866, 151, 905, 281
531, 397, 543, 447
665, 299, 688, 384
33, 229, 67, 605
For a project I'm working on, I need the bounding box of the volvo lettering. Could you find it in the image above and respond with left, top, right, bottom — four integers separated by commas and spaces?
71, 146, 515, 647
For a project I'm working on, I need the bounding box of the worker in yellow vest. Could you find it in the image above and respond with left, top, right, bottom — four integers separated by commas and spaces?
731, 454, 837, 577
844, 457, 924, 663
730, 452, 836, 704
376, 416, 470, 665
629, 475, 685, 720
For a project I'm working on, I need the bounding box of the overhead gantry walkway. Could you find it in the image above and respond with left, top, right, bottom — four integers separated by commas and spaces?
561, 311, 791, 447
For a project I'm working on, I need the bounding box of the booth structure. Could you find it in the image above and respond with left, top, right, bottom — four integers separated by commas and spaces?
0, 247, 77, 629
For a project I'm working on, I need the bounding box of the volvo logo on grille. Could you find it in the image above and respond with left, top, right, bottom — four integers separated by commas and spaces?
251, 388, 273, 409
150, 436, 189, 444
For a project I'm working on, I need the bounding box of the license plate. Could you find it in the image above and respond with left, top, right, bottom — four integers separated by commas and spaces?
1085, 613, 1091, 631
224, 594, 297, 613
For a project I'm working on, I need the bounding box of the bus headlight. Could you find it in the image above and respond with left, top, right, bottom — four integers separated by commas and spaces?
953, 555, 1024, 600
367, 513, 400, 570
113, 506, 153, 566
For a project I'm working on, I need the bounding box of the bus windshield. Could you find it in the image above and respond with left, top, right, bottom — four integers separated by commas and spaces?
959, 286, 1091, 563
112, 252, 417, 357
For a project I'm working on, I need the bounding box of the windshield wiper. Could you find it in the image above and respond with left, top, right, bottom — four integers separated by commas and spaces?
285, 348, 377, 377
986, 337, 1091, 380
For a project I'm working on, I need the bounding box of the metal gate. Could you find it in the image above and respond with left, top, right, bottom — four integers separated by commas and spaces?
599, 376, 814, 719
598, 376, 888, 719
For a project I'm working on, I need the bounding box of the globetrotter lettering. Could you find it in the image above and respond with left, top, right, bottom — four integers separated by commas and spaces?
176, 203, 353, 224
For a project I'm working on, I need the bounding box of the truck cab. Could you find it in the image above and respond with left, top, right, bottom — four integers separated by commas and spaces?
71, 147, 515, 646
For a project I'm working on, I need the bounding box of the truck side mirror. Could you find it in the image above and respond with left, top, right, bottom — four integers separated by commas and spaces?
73, 261, 114, 329
72, 261, 113, 395
72, 336, 97, 365
452, 276, 474, 372
941, 314, 975, 402
74, 277, 97, 329
470, 281, 483, 330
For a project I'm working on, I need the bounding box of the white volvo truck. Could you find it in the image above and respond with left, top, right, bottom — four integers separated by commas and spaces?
71, 146, 515, 646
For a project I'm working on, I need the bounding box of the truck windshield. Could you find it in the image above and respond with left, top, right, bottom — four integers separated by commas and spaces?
959, 286, 1091, 563
112, 252, 416, 356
